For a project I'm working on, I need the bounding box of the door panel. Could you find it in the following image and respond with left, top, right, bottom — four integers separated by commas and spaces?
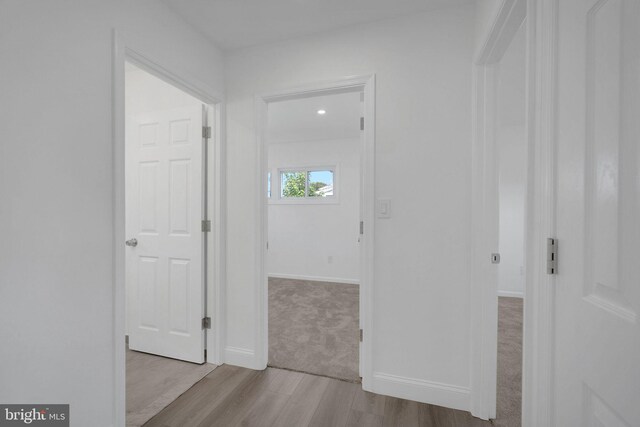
126, 105, 205, 364
556, 0, 640, 425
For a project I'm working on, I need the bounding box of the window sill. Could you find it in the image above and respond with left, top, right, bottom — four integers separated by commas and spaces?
268, 197, 340, 205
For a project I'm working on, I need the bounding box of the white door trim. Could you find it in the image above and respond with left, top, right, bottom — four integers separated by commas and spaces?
112, 29, 226, 427
253, 75, 376, 388
470, 58, 500, 421
470, 0, 557, 423
521, 0, 557, 425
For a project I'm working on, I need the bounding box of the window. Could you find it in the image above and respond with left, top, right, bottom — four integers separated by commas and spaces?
281, 171, 306, 198
307, 170, 334, 197
277, 167, 336, 201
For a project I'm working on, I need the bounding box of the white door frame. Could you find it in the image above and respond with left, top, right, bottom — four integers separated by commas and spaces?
112, 29, 226, 426
253, 75, 376, 387
470, 0, 557, 424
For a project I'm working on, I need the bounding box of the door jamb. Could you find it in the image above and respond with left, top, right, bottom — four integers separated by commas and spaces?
253, 75, 376, 388
112, 29, 226, 427
521, 0, 557, 425
470, 0, 557, 424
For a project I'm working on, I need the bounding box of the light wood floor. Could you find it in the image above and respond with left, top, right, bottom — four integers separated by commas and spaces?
127, 349, 216, 426
144, 364, 491, 427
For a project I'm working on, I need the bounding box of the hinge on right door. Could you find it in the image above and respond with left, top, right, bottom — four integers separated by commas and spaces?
547, 238, 558, 274
201, 220, 211, 232
359, 329, 363, 342
202, 317, 211, 329
202, 126, 212, 139
360, 117, 365, 131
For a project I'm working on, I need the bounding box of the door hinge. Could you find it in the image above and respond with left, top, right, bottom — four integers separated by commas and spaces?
202, 126, 212, 139
547, 238, 558, 274
201, 220, 211, 232
359, 221, 364, 235
202, 317, 211, 329
491, 253, 501, 264
359, 329, 363, 342
360, 117, 365, 131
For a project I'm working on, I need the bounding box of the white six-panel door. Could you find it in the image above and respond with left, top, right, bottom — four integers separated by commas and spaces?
555, 0, 640, 425
126, 105, 205, 364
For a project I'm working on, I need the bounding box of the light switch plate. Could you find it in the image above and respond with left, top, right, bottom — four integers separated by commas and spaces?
377, 199, 391, 218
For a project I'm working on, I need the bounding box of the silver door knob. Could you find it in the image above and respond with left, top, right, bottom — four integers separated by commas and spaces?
125, 238, 138, 247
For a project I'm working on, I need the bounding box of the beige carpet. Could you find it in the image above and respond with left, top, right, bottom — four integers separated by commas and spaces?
496, 296, 523, 427
268, 277, 360, 382
126, 348, 216, 427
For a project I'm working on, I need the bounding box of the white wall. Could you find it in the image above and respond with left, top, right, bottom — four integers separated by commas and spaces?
498, 128, 526, 297
0, 1, 224, 426
126, 66, 204, 115
225, 4, 475, 408
497, 23, 526, 297
268, 138, 360, 284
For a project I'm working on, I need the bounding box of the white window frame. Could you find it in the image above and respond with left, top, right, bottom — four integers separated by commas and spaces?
270, 165, 339, 204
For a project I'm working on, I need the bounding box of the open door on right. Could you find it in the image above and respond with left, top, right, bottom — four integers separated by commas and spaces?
554, 0, 640, 425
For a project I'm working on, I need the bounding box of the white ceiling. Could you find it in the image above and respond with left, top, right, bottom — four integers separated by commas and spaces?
161, 0, 472, 50
268, 91, 362, 144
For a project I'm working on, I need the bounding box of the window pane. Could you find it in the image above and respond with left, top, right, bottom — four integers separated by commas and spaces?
308, 170, 334, 197
281, 171, 306, 197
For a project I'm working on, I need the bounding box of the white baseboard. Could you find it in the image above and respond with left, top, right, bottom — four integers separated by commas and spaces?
371, 372, 470, 412
498, 290, 524, 298
224, 346, 260, 369
268, 273, 359, 285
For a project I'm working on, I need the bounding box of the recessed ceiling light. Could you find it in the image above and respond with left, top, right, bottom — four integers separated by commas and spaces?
317, 109, 326, 115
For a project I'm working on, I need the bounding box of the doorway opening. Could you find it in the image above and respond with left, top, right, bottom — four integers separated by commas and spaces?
470, 0, 531, 423
265, 91, 363, 381
123, 61, 218, 426
254, 75, 375, 388
494, 19, 527, 427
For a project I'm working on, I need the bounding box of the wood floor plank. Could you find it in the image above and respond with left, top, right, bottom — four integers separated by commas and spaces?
382, 396, 420, 427
351, 389, 386, 416
419, 402, 492, 427
194, 367, 304, 427
126, 349, 216, 427
429, 404, 463, 427
261, 368, 305, 395
345, 410, 384, 427
417, 403, 438, 427
144, 365, 254, 427
452, 408, 491, 427
195, 369, 268, 427
236, 390, 291, 427
308, 379, 359, 427
271, 373, 331, 427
